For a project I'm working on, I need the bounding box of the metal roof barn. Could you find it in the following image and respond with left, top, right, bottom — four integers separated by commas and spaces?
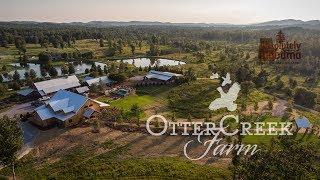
145, 70, 182, 81
33, 75, 80, 96
35, 90, 88, 121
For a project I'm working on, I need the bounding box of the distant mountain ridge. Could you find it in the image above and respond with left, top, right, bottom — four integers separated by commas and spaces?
1, 19, 320, 29
251, 19, 320, 26
67, 21, 237, 27
68, 19, 320, 28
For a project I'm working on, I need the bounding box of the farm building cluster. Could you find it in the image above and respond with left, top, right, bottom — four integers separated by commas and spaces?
16, 75, 110, 128
15, 70, 183, 129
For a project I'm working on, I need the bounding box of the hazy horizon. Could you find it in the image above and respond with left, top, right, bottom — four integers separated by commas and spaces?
1, 0, 319, 24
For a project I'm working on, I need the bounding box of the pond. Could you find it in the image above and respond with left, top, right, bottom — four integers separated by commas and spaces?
119, 58, 185, 68
2, 62, 106, 82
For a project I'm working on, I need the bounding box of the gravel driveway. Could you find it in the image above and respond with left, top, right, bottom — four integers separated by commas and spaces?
0, 101, 34, 118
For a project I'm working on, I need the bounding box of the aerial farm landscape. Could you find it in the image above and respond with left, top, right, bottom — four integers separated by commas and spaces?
1, 0, 320, 179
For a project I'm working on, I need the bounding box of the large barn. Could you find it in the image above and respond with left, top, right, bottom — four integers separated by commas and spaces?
17, 75, 81, 98
30, 90, 108, 128
136, 70, 183, 86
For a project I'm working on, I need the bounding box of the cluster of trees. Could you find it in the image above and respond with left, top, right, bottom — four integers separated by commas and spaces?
0, 69, 37, 90
273, 57, 320, 80
104, 38, 129, 57
38, 52, 64, 78
1, 53, 90, 91
85, 63, 108, 78
294, 88, 317, 108
2, 23, 320, 59
234, 136, 320, 179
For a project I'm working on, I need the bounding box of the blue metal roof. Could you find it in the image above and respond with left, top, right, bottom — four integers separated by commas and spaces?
295, 117, 311, 128
36, 105, 55, 120
36, 90, 88, 121
83, 108, 95, 118
49, 98, 69, 112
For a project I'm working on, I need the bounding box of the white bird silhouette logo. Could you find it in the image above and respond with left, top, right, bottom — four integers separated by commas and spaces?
221, 73, 232, 87
210, 73, 219, 79
209, 73, 241, 112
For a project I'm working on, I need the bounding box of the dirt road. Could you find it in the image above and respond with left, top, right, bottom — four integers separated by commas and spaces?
0, 101, 34, 118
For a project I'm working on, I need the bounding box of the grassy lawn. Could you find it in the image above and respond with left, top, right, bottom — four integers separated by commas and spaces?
136, 85, 175, 102
97, 94, 155, 112
110, 95, 155, 111
0, 142, 231, 179
97, 85, 175, 114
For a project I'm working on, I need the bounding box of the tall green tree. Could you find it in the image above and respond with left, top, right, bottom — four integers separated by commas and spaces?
61, 65, 69, 75
0, 74, 3, 83
130, 44, 136, 55
29, 69, 37, 79
130, 104, 142, 125
184, 68, 196, 84
2, 65, 7, 72
254, 70, 268, 88
14, 36, 26, 56
10, 82, 21, 90
24, 71, 29, 79
49, 67, 58, 77
40, 68, 47, 77
99, 38, 104, 47
147, 44, 160, 56
97, 65, 103, 76
12, 70, 20, 82
236, 64, 253, 83
68, 63, 75, 74
103, 65, 108, 75
130, 104, 142, 118
294, 88, 317, 108
38, 52, 52, 69
0, 116, 23, 180
0, 84, 7, 96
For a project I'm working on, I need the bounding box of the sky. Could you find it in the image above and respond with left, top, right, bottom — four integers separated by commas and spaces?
0, 0, 319, 24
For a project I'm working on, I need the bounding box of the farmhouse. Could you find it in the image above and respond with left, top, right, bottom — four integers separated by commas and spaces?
30, 90, 108, 128
137, 70, 183, 86
17, 75, 81, 98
